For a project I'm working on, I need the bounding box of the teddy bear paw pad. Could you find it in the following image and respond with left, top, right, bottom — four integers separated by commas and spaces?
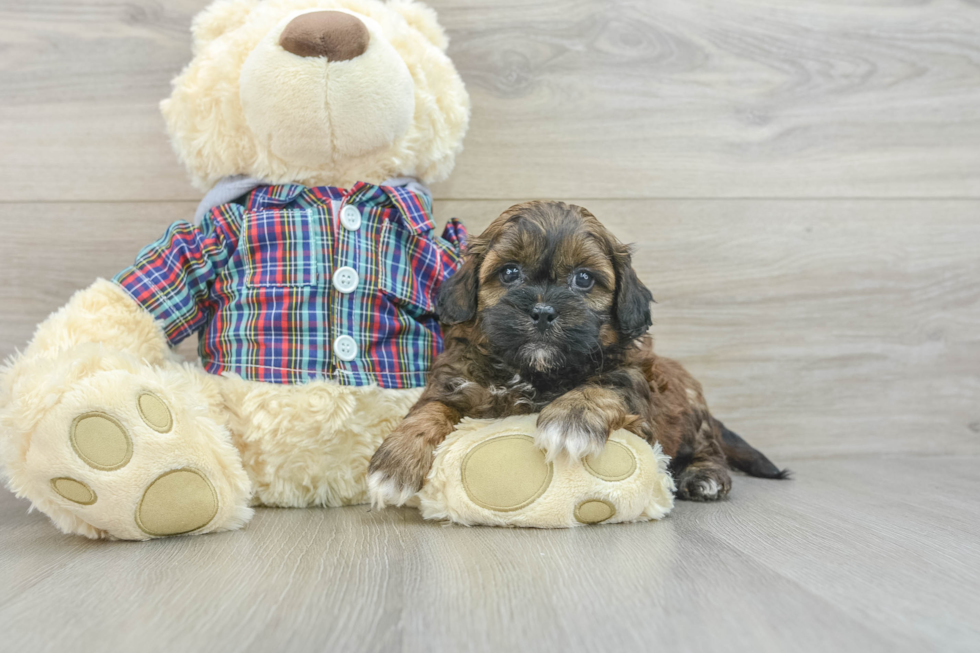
136, 468, 218, 536
574, 499, 616, 524
137, 392, 173, 433
50, 477, 97, 505
461, 435, 554, 511
583, 440, 637, 482
70, 413, 133, 471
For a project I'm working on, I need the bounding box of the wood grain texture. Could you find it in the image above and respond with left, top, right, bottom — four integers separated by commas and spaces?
439, 0, 980, 199
2, 455, 979, 653
2, 0, 980, 201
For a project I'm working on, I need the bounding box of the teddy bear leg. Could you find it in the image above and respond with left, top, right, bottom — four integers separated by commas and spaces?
2, 349, 252, 540
417, 415, 676, 528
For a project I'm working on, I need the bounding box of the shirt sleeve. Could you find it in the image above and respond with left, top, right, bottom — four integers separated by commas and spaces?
113, 203, 245, 346
436, 218, 468, 279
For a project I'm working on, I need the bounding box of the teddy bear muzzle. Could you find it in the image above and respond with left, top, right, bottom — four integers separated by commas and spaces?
239, 9, 416, 167
279, 10, 370, 61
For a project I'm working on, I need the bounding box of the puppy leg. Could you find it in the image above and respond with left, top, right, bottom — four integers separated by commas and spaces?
368, 401, 460, 508
671, 419, 732, 502
536, 384, 631, 462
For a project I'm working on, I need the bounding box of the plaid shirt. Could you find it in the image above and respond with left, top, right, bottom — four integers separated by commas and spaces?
114, 183, 466, 388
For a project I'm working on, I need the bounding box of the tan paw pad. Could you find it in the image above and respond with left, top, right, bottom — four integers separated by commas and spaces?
137, 392, 173, 433
583, 440, 637, 482
70, 413, 133, 471
462, 435, 554, 512
574, 499, 616, 524
136, 468, 218, 536
50, 477, 97, 505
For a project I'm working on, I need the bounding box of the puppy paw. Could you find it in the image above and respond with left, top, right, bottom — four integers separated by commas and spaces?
367, 437, 430, 509
535, 405, 609, 462
675, 466, 732, 502
367, 469, 419, 509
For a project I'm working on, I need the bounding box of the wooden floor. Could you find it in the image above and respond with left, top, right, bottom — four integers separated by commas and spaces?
3, 456, 979, 653
2, 1, 979, 651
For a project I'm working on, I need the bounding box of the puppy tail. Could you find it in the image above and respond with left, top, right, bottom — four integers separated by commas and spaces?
715, 419, 791, 480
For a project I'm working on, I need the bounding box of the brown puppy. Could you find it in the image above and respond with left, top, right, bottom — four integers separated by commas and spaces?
368, 201, 786, 508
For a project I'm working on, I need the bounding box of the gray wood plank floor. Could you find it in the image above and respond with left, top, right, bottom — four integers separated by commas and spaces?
1, 0, 979, 651
3, 456, 979, 653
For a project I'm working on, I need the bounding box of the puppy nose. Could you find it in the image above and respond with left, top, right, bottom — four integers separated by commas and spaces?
279, 11, 370, 61
530, 304, 558, 332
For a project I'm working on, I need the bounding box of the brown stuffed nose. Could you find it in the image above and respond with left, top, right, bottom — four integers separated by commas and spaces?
279, 11, 370, 61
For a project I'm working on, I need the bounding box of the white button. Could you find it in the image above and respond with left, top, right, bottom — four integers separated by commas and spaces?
333, 335, 358, 361
340, 205, 361, 231
332, 266, 358, 294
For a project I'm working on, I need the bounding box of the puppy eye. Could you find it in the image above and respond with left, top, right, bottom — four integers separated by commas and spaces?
573, 270, 595, 290
499, 264, 522, 285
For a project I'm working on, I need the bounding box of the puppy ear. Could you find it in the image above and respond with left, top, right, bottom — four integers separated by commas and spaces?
437, 254, 480, 324
614, 250, 654, 340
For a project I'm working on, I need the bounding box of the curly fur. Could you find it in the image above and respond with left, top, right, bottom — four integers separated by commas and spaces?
369, 202, 787, 507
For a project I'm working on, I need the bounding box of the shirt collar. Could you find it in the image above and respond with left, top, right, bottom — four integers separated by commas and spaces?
346, 182, 435, 234
193, 175, 266, 225
241, 180, 435, 234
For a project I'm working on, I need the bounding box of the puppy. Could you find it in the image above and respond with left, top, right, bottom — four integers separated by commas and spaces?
368, 201, 786, 508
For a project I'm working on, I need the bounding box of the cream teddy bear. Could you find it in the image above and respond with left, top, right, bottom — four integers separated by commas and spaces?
0, 0, 673, 539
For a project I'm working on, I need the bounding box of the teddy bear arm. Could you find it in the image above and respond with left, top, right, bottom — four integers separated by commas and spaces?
8, 209, 242, 402
0, 279, 178, 461
29, 206, 245, 365
23, 279, 172, 365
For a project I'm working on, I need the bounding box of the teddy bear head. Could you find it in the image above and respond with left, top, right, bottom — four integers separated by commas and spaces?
163, 0, 470, 191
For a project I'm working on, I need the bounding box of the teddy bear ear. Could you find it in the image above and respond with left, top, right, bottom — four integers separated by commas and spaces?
389, 0, 449, 51
191, 0, 260, 51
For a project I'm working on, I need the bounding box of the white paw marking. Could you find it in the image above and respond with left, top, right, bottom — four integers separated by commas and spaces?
367, 471, 416, 509
535, 423, 603, 463
697, 478, 720, 499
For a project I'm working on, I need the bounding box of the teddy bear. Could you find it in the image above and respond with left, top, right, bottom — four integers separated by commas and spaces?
0, 0, 674, 540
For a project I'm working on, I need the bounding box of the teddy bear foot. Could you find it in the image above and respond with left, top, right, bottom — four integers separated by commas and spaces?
17, 364, 253, 540
417, 415, 676, 528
